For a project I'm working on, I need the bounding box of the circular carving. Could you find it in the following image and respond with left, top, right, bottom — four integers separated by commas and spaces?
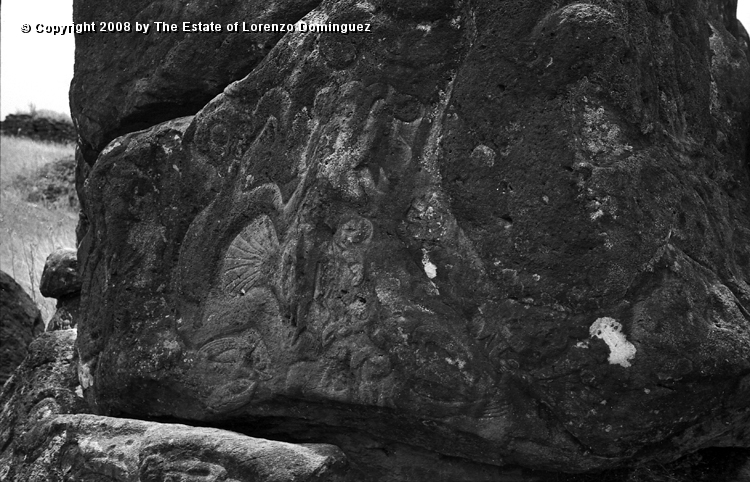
320, 38, 358, 70
393, 94, 422, 122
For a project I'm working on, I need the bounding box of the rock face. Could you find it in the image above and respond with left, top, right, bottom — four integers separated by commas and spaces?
71, 0, 322, 165
0, 331, 349, 482
40, 248, 82, 330
0, 271, 44, 385
73, 0, 750, 476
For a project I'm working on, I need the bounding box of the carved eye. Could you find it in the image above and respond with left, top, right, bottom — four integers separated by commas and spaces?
210, 348, 241, 364
200, 338, 241, 364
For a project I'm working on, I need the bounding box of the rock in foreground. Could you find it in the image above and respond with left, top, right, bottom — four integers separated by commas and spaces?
0, 330, 349, 482
0, 271, 43, 385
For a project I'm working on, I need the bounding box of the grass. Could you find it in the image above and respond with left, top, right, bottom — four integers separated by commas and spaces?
0, 135, 78, 323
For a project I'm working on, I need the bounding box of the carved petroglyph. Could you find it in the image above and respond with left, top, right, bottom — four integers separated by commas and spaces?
404, 189, 455, 243
197, 331, 272, 412
222, 215, 280, 296
311, 81, 425, 200
407, 326, 479, 406
140, 455, 240, 482
470, 144, 496, 168
320, 35, 358, 70
309, 216, 376, 346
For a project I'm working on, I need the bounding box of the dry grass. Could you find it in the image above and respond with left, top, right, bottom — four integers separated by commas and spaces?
1, 135, 78, 322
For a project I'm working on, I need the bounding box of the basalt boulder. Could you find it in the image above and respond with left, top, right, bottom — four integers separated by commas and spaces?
71, 0, 323, 166
41, 248, 82, 330
75, 0, 750, 476
0, 271, 44, 386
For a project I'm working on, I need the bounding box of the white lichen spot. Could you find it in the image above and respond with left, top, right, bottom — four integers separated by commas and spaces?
590, 209, 604, 220
422, 248, 437, 279
589, 317, 636, 368
416, 23, 432, 33
445, 357, 466, 370
100, 140, 122, 156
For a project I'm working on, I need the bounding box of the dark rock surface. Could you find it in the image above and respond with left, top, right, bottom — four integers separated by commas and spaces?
71, 0, 322, 165
0, 271, 44, 386
40, 248, 81, 299
0, 114, 76, 144
72, 0, 750, 478
41, 248, 82, 331
0, 331, 350, 482
0, 330, 87, 468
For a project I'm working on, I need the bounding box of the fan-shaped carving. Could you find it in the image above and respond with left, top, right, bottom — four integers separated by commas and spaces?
222, 215, 279, 295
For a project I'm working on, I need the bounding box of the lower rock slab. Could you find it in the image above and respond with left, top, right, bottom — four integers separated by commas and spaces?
3, 413, 348, 482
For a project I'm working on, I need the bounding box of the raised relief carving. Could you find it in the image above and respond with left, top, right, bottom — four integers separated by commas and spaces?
140, 454, 239, 482
197, 330, 272, 412
222, 215, 280, 297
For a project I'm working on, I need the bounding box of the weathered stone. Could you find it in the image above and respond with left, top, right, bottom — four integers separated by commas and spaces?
3, 415, 349, 482
40, 248, 81, 299
0, 329, 87, 479
0, 271, 44, 385
70, 0, 323, 165
0, 331, 350, 482
74, 0, 750, 477
46, 297, 80, 331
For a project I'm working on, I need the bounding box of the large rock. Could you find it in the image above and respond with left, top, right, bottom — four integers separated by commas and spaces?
0, 330, 89, 479
0, 331, 350, 482
5, 414, 349, 482
71, 0, 322, 165
75, 0, 750, 476
0, 271, 44, 385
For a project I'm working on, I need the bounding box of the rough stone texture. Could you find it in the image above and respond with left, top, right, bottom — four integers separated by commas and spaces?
4, 415, 349, 482
40, 248, 83, 331
40, 248, 82, 299
0, 271, 44, 386
0, 114, 76, 144
0, 330, 88, 480
71, 0, 323, 165
74, 0, 750, 477
0, 330, 350, 482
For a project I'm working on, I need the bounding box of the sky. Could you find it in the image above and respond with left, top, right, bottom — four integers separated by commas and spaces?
1, 1, 750, 120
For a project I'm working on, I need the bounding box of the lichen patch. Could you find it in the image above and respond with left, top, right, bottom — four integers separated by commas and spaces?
589, 317, 636, 367
422, 248, 437, 279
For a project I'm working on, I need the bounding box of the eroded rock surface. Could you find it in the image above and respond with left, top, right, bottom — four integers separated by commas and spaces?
71, 0, 323, 165
0, 331, 349, 482
0, 271, 44, 385
41, 248, 82, 330
0, 330, 88, 480
74, 0, 750, 476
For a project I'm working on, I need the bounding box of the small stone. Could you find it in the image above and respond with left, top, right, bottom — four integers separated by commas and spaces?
40, 248, 81, 299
